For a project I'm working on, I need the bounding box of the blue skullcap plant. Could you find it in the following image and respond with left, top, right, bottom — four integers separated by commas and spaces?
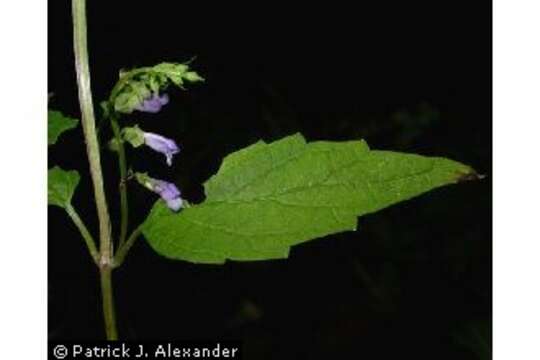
48, 0, 482, 340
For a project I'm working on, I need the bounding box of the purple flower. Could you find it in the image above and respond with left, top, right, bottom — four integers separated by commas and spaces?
152, 180, 183, 211
135, 173, 184, 212
135, 93, 170, 113
143, 132, 180, 166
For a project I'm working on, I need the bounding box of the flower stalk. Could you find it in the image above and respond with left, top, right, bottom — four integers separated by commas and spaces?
114, 224, 144, 267
110, 115, 129, 248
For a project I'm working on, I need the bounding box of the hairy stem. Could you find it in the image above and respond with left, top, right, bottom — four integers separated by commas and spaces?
72, 0, 113, 263
111, 116, 129, 248
72, 0, 118, 339
114, 224, 144, 267
66, 204, 100, 265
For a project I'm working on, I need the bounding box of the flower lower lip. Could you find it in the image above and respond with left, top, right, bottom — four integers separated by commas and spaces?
143, 132, 180, 166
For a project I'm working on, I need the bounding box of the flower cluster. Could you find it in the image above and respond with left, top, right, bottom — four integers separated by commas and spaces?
123, 92, 184, 212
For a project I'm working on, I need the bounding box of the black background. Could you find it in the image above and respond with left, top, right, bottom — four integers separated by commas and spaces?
49, 1, 492, 359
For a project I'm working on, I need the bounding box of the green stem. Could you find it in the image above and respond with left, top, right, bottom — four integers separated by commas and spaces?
72, 0, 118, 339
100, 266, 118, 340
72, 0, 113, 261
114, 224, 144, 267
66, 204, 100, 265
111, 116, 129, 248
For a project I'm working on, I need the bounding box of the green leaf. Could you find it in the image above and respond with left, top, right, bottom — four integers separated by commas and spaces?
48, 166, 80, 208
152, 63, 189, 87
142, 133, 477, 264
48, 110, 78, 145
184, 71, 204, 82
111, 61, 204, 114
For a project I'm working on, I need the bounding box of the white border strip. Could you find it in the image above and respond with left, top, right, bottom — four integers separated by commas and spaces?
494, 0, 540, 359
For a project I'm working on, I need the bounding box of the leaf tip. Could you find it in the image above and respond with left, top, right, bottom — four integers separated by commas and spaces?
455, 168, 486, 183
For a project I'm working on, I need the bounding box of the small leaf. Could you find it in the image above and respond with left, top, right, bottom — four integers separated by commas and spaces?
48, 166, 80, 208
184, 71, 204, 82
153, 63, 189, 86
142, 133, 476, 264
48, 110, 78, 145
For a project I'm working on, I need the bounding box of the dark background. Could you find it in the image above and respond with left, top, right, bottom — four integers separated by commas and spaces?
48, 1, 492, 359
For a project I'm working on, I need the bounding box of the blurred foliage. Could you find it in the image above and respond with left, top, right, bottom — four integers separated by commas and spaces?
453, 319, 492, 359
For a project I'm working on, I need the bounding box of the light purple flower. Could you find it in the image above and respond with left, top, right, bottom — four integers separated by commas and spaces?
143, 132, 180, 166
152, 179, 183, 211
135, 93, 170, 113
135, 173, 184, 212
